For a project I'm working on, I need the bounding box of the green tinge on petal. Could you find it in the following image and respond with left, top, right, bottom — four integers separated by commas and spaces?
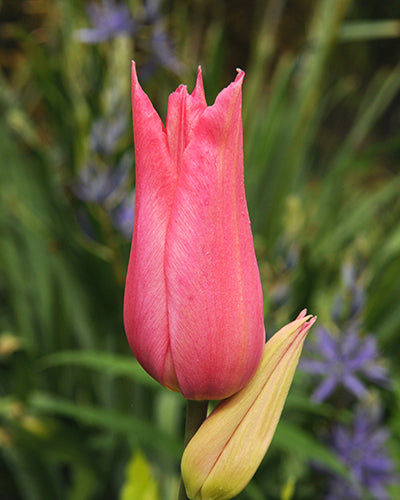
181, 314, 316, 500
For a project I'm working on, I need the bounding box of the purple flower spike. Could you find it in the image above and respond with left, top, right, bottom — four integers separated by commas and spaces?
76, 0, 138, 43
90, 118, 126, 156
331, 263, 366, 324
300, 325, 390, 402
72, 154, 131, 207
325, 401, 397, 500
150, 24, 185, 74
112, 190, 135, 240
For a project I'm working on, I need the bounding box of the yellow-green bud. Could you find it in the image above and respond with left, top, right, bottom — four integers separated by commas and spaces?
181, 311, 316, 500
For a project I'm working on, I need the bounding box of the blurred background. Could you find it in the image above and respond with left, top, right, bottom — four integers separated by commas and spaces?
1, 0, 400, 498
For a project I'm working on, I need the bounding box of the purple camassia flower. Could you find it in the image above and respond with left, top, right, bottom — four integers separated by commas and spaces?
90, 118, 127, 157
73, 152, 131, 207
331, 264, 366, 324
73, 115, 134, 238
143, 0, 162, 23
76, 0, 185, 77
150, 24, 185, 74
326, 403, 396, 500
76, 0, 138, 43
300, 325, 389, 402
112, 190, 135, 239
136, 22, 185, 79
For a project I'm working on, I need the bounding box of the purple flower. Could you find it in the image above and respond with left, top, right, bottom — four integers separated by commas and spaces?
142, 0, 185, 77
89, 118, 126, 157
72, 113, 134, 239
325, 402, 396, 500
75, 0, 184, 77
136, 23, 185, 80
150, 24, 185, 74
300, 325, 389, 402
73, 152, 131, 207
143, 0, 162, 24
331, 264, 366, 324
76, 0, 138, 43
111, 190, 135, 239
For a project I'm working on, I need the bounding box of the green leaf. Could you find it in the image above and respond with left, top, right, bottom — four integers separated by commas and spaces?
284, 390, 333, 418
39, 351, 160, 389
30, 392, 182, 458
272, 421, 348, 477
339, 20, 400, 42
243, 481, 265, 500
280, 476, 296, 500
119, 450, 160, 500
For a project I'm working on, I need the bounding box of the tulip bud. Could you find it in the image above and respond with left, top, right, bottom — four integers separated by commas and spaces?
124, 63, 265, 400
181, 311, 316, 500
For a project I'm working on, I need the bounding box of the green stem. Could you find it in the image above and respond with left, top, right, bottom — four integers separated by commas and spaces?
178, 400, 209, 500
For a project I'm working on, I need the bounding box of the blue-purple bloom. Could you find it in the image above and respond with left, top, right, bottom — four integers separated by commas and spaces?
72, 115, 134, 240
325, 401, 396, 500
73, 151, 132, 208
331, 264, 366, 324
150, 24, 185, 74
73, 155, 134, 240
75, 0, 185, 77
90, 117, 127, 157
76, 0, 138, 43
111, 190, 135, 239
300, 325, 389, 402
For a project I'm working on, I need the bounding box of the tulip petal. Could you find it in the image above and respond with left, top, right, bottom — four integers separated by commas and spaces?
166, 67, 207, 173
124, 62, 179, 390
165, 71, 265, 400
181, 314, 316, 500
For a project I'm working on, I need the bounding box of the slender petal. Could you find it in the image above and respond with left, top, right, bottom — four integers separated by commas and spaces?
317, 327, 338, 360
166, 67, 207, 172
299, 359, 327, 374
311, 376, 338, 402
124, 61, 179, 390
342, 373, 367, 398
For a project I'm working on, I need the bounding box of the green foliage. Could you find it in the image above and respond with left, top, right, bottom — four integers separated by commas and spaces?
120, 450, 160, 500
40, 350, 161, 389
1, 0, 400, 498
272, 422, 348, 477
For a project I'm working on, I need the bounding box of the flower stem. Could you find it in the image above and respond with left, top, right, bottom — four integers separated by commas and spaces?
178, 399, 209, 500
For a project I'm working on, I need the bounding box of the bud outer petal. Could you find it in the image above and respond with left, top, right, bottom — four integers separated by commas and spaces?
181, 313, 316, 500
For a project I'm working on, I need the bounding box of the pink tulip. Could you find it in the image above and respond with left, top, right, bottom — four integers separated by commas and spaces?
124, 62, 265, 400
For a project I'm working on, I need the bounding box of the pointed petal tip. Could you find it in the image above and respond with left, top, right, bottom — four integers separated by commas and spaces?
235, 68, 245, 82
291, 310, 316, 338
131, 60, 140, 89
174, 83, 188, 95
195, 66, 203, 87
296, 309, 316, 324
300, 316, 317, 339
191, 66, 206, 103
193, 64, 203, 84
297, 308, 307, 319
131, 60, 137, 76
307, 316, 317, 327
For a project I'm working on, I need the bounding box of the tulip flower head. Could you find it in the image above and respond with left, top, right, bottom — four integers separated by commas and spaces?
181, 311, 316, 500
124, 63, 265, 400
